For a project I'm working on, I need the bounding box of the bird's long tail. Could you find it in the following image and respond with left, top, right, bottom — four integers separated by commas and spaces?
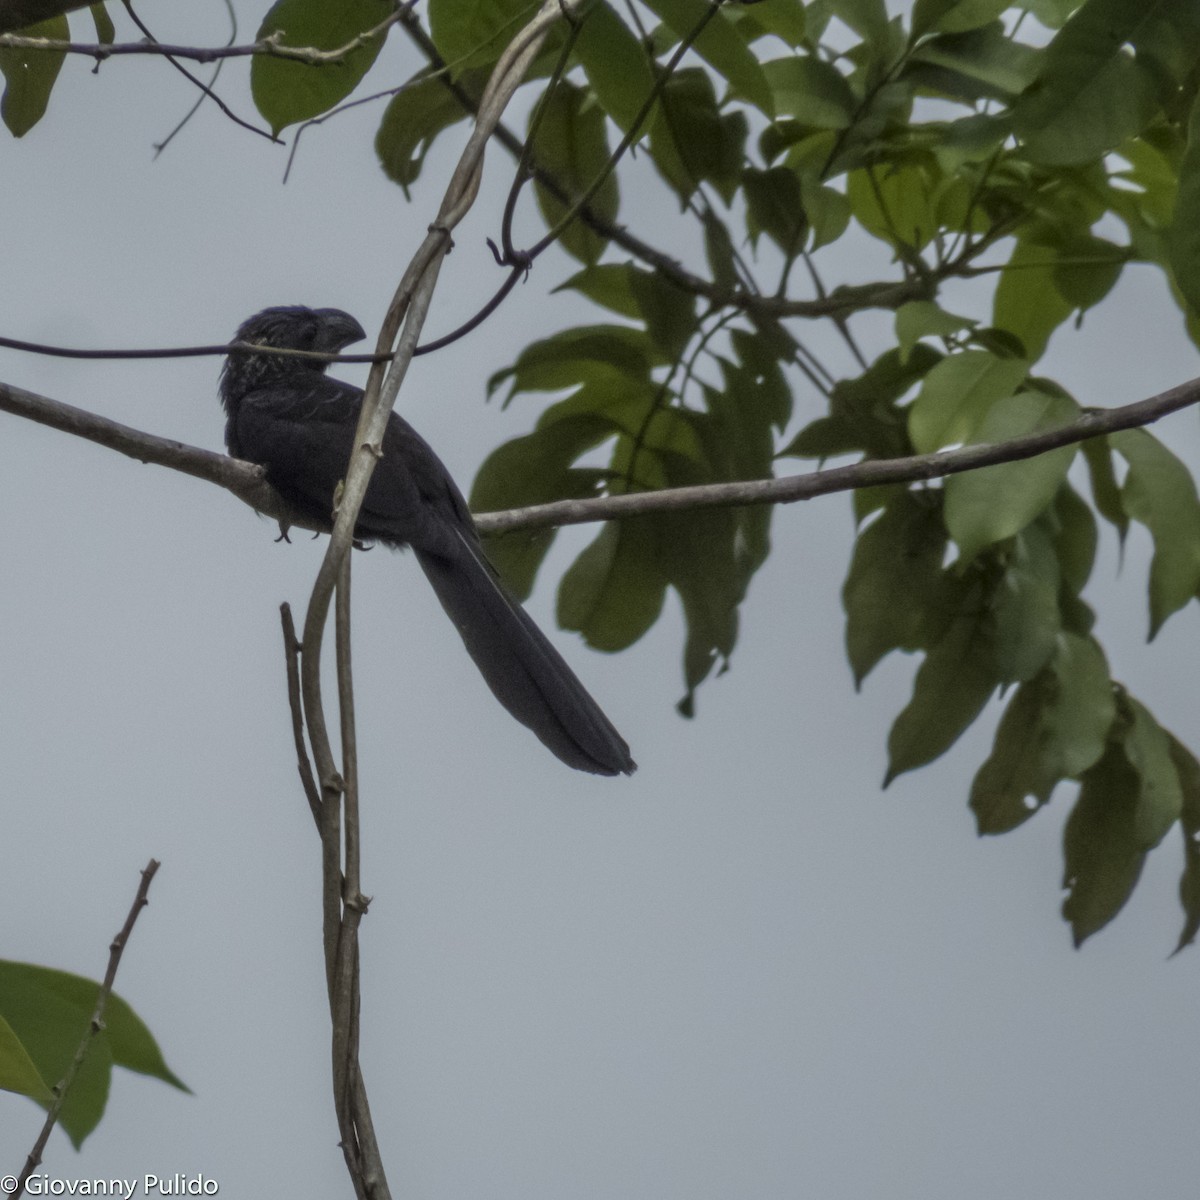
414, 533, 636, 776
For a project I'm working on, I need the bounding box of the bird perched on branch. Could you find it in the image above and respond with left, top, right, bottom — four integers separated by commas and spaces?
219, 305, 635, 777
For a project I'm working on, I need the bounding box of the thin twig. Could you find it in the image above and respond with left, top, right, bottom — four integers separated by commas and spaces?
121, 0, 273, 142
415, 264, 524, 354
151, 0, 238, 157
279, 603, 322, 829
497, 16, 582, 262
0, 9, 404, 63
15, 860, 161, 1200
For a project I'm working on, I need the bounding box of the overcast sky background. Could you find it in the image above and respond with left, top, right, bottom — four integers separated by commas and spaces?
3, 3, 1200, 1198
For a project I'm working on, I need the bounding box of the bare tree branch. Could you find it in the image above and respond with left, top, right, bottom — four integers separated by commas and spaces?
15, 860, 162, 1200
120, 0, 273, 143
476, 377, 1200, 533
0, 7, 404, 63
5, 374, 1199, 539
0, 378, 307, 531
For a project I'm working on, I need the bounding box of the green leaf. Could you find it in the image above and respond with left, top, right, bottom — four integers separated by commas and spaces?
428, 0, 531, 72
531, 80, 619, 265
702, 208, 739, 292
559, 519, 668, 651
911, 0, 1012, 36
556, 262, 698, 361
489, 325, 662, 399
375, 70, 478, 194
970, 633, 1115, 834
1114, 134, 1179, 230
842, 492, 951, 684
643, 0, 773, 115
537, 376, 663, 447
730, 0, 806, 48
992, 236, 1075, 361
573, 1, 656, 134
985, 524, 1062, 683
0, 961, 187, 1148
1062, 738, 1147, 946
1052, 482, 1098, 597
1022, 0, 1080, 28
797, 174, 852, 250
726, 325, 794, 437
933, 111, 1012, 171
907, 349, 1029, 455
943, 389, 1079, 561
557, 263, 641, 318
761, 56, 856, 128
847, 161, 940, 252
0, 14, 67, 137
0, 1012, 53, 1102
782, 344, 941, 460
1166, 732, 1200, 954
1124, 697, 1184, 848
659, 449, 774, 714
652, 68, 748, 202
894, 300, 975, 363
907, 23, 1040, 101
1167, 88, 1200, 318
743, 166, 808, 254
252, 0, 393, 135
1013, 0, 1200, 164
628, 269, 699, 360
1111, 427, 1200, 638
470, 416, 616, 598
89, 4, 115, 44
660, 504, 751, 714
1050, 233, 1127, 311
1081, 435, 1128, 541
885, 605, 998, 784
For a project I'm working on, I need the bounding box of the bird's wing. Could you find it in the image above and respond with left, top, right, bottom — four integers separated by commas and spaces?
234, 376, 476, 557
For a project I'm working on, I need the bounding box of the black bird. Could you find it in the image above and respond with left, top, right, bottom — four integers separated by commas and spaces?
220, 305, 635, 776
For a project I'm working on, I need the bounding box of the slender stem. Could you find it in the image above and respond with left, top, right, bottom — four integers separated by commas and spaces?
15, 861, 162, 1200
498, 17, 582, 262
280, 604, 322, 829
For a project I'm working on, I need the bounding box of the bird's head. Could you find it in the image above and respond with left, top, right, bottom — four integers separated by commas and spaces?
220, 305, 367, 410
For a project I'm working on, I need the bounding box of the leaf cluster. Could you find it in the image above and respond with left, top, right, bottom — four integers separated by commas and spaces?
7, 0, 1200, 949
0, 960, 187, 1148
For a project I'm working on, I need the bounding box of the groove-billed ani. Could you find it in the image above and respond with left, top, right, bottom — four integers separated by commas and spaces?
220, 305, 635, 776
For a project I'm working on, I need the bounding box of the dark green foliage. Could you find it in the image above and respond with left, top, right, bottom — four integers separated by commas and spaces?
376, 69, 484, 196
241, 0, 1200, 946
14, 0, 1200, 948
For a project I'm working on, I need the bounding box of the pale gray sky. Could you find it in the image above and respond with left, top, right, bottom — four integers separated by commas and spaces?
3, 4, 1200, 1199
